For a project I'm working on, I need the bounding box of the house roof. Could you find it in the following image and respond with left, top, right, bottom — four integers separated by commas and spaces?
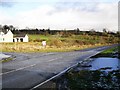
14, 34, 26, 38
0, 32, 4, 35
0, 30, 8, 34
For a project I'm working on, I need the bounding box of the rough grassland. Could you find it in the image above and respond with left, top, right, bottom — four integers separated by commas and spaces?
0, 34, 118, 52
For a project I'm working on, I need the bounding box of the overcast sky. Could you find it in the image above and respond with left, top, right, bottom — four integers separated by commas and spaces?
0, 0, 119, 31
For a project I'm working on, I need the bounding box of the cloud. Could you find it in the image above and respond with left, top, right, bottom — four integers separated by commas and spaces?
0, 0, 16, 7
0, 2, 118, 31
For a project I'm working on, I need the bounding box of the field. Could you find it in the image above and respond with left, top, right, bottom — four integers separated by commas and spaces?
0, 34, 119, 52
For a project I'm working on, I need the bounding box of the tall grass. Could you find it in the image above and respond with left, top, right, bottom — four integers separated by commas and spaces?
0, 34, 118, 52
0, 42, 109, 53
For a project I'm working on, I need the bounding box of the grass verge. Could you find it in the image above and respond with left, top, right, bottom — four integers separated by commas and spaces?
0, 42, 110, 53
55, 70, 120, 90
0, 57, 13, 63
92, 45, 120, 58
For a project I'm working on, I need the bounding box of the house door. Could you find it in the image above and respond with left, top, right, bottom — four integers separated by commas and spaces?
17, 38, 19, 42
20, 38, 23, 42
13, 39, 15, 42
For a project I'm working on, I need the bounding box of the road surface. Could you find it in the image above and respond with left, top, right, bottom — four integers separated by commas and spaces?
0, 44, 118, 89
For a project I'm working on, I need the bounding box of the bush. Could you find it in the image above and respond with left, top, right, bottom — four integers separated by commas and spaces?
48, 39, 64, 48
33, 39, 41, 42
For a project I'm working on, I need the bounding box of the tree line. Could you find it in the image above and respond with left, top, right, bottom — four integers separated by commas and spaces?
0, 24, 120, 37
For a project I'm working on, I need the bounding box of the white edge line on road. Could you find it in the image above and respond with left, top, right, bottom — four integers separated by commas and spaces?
30, 50, 105, 90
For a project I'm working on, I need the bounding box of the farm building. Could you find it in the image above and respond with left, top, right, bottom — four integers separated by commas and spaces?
0, 30, 28, 42
13, 34, 28, 42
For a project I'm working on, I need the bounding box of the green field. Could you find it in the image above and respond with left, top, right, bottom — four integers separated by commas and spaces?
28, 35, 50, 41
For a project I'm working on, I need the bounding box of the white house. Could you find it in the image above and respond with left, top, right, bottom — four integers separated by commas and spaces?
13, 34, 29, 42
0, 30, 28, 42
0, 30, 13, 42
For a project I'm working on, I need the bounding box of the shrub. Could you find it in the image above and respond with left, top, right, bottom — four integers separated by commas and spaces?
48, 39, 64, 48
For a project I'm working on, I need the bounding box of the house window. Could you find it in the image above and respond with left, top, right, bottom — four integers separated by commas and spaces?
3, 38, 4, 41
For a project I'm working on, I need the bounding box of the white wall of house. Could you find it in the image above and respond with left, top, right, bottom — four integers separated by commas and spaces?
23, 35, 28, 42
13, 35, 28, 42
0, 35, 3, 42
0, 30, 28, 43
0, 30, 13, 42
4, 30, 13, 42
0, 32, 5, 42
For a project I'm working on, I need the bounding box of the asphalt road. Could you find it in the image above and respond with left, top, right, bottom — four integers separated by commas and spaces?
0, 44, 118, 89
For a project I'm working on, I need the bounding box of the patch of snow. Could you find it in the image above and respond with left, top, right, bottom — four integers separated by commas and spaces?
0, 53, 11, 60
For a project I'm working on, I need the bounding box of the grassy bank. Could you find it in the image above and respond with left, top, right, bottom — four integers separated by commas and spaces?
0, 57, 13, 63
0, 34, 118, 52
92, 45, 120, 58
55, 70, 120, 90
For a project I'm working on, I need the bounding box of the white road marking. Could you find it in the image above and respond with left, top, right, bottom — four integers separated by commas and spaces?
0, 56, 63, 75
47, 57, 63, 62
0, 46, 107, 76
0, 64, 36, 76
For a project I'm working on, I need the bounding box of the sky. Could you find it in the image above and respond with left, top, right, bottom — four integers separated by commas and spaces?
0, 0, 119, 31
